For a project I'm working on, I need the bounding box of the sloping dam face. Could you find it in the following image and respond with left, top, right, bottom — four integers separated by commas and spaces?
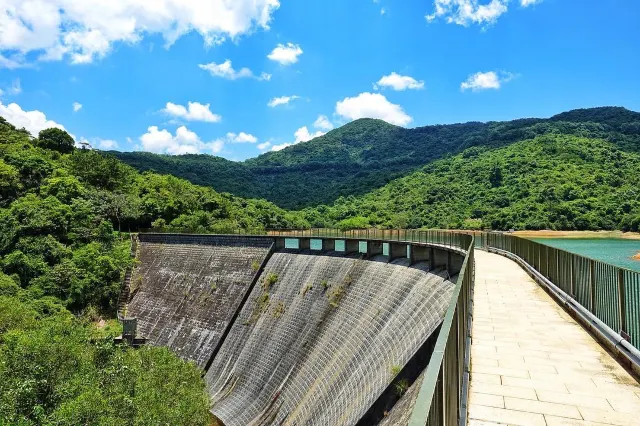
127, 235, 272, 367
205, 251, 455, 426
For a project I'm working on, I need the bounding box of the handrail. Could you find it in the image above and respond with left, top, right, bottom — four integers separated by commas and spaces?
408, 236, 475, 426
485, 232, 640, 351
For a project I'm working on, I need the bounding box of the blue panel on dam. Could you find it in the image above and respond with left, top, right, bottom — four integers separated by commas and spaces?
383, 242, 390, 256
335, 240, 346, 252
284, 238, 300, 249
310, 239, 323, 250
359, 241, 367, 253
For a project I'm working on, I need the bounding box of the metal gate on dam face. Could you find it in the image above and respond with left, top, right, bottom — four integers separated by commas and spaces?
123, 231, 475, 426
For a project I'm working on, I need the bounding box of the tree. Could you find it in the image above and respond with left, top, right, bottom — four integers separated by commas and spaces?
37, 128, 75, 154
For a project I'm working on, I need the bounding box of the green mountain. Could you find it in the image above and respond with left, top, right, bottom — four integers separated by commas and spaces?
302, 133, 640, 231
112, 107, 640, 209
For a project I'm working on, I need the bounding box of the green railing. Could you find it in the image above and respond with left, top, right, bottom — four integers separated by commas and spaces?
267, 228, 472, 250
406, 236, 475, 426
485, 233, 640, 350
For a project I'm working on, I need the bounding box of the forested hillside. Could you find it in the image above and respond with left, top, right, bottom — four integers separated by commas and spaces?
0, 118, 306, 424
112, 107, 640, 209
302, 134, 640, 231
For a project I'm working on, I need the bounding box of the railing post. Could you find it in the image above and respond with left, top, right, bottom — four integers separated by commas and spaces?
569, 256, 575, 298
618, 269, 626, 336
589, 260, 596, 313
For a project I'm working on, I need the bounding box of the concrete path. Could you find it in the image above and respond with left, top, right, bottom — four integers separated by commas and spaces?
469, 250, 640, 426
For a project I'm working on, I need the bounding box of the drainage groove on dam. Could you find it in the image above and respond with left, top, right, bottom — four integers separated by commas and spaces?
205, 250, 455, 426
126, 236, 272, 368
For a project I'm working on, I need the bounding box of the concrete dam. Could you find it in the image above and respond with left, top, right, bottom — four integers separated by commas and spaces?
126, 234, 464, 425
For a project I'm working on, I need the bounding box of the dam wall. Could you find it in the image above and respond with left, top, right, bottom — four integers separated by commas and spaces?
205, 251, 456, 426
126, 234, 273, 367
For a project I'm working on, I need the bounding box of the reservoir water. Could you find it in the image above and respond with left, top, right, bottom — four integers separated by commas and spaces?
530, 238, 640, 272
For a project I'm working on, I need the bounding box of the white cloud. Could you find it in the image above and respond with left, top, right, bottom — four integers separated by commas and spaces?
335, 92, 412, 126
271, 142, 292, 152
139, 125, 224, 155
97, 139, 118, 149
73, 102, 82, 112
267, 95, 300, 108
7, 79, 21, 95
314, 115, 334, 131
267, 43, 303, 65
374, 72, 424, 91
226, 132, 257, 143
381, 8, 386, 15
199, 60, 270, 81
460, 71, 515, 91
270, 124, 325, 152
0, 0, 280, 66
163, 101, 221, 122
426, 0, 509, 27
0, 101, 67, 137
521, 0, 541, 5
257, 141, 272, 150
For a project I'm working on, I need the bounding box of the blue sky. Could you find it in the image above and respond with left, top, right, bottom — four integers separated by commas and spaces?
0, 0, 639, 160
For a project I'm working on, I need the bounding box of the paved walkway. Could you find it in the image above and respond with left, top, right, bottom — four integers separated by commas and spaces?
469, 250, 640, 426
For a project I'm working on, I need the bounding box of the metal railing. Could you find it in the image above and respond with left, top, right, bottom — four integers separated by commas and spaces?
407, 236, 475, 426
267, 228, 472, 250
485, 233, 640, 351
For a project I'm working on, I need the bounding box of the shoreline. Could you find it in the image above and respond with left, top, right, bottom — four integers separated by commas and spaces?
511, 230, 640, 240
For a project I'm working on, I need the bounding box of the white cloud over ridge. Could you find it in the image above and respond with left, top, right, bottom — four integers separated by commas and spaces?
139, 125, 224, 155
314, 115, 334, 131
375, 72, 424, 91
163, 102, 221, 122
227, 132, 257, 143
0, 101, 67, 137
460, 71, 515, 91
199, 60, 271, 81
267, 43, 303, 65
268, 95, 300, 108
0, 0, 281, 67
335, 92, 412, 126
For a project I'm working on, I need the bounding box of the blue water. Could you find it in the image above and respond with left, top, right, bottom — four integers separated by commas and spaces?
530, 238, 640, 272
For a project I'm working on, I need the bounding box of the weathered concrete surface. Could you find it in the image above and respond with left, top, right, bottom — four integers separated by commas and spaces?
469, 250, 640, 426
206, 251, 456, 426
126, 237, 272, 368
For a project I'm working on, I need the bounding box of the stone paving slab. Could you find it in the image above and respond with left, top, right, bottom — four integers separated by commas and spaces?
469, 250, 640, 426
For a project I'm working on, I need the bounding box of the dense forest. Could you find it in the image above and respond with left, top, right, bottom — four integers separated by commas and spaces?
300, 134, 640, 231
112, 107, 640, 209
0, 118, 309, 424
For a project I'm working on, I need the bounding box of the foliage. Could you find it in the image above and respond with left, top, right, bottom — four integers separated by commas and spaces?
306, 135, 640, 231
0, 294, 209, 425
112, 107, 640, 209
37, 128, 75, 154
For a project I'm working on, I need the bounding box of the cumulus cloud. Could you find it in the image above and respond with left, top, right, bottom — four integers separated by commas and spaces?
199, 60, 271, 81
335, 92, 412, 126
460, 71, 515, 91
226, 132, 257, 143
0, 0, 280, 66
521, 0, 542, 5
426, 0, 509, 27
96, 139, 118, 149
374, 72, 424, 91
257, 140, 272, 150
267, 95, 300, 108
270, 125, 325, 152
267, 43, 303, 65
139, 125, 224, 155
163, 101, 221, 122
0, 101, 67, 137
313, 115, 334, 131
73, 102, 82, 112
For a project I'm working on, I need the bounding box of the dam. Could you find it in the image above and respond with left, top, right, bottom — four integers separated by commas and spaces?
122, 230, 640, 425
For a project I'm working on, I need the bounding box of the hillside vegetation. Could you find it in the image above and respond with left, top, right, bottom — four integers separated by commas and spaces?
112, 107, 640, 209
0, 118, 308, 424
302, 134, 640, 231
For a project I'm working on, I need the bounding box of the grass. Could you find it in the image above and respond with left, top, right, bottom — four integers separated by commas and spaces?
263, 272, 279, 291
327, 285, 345, 308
